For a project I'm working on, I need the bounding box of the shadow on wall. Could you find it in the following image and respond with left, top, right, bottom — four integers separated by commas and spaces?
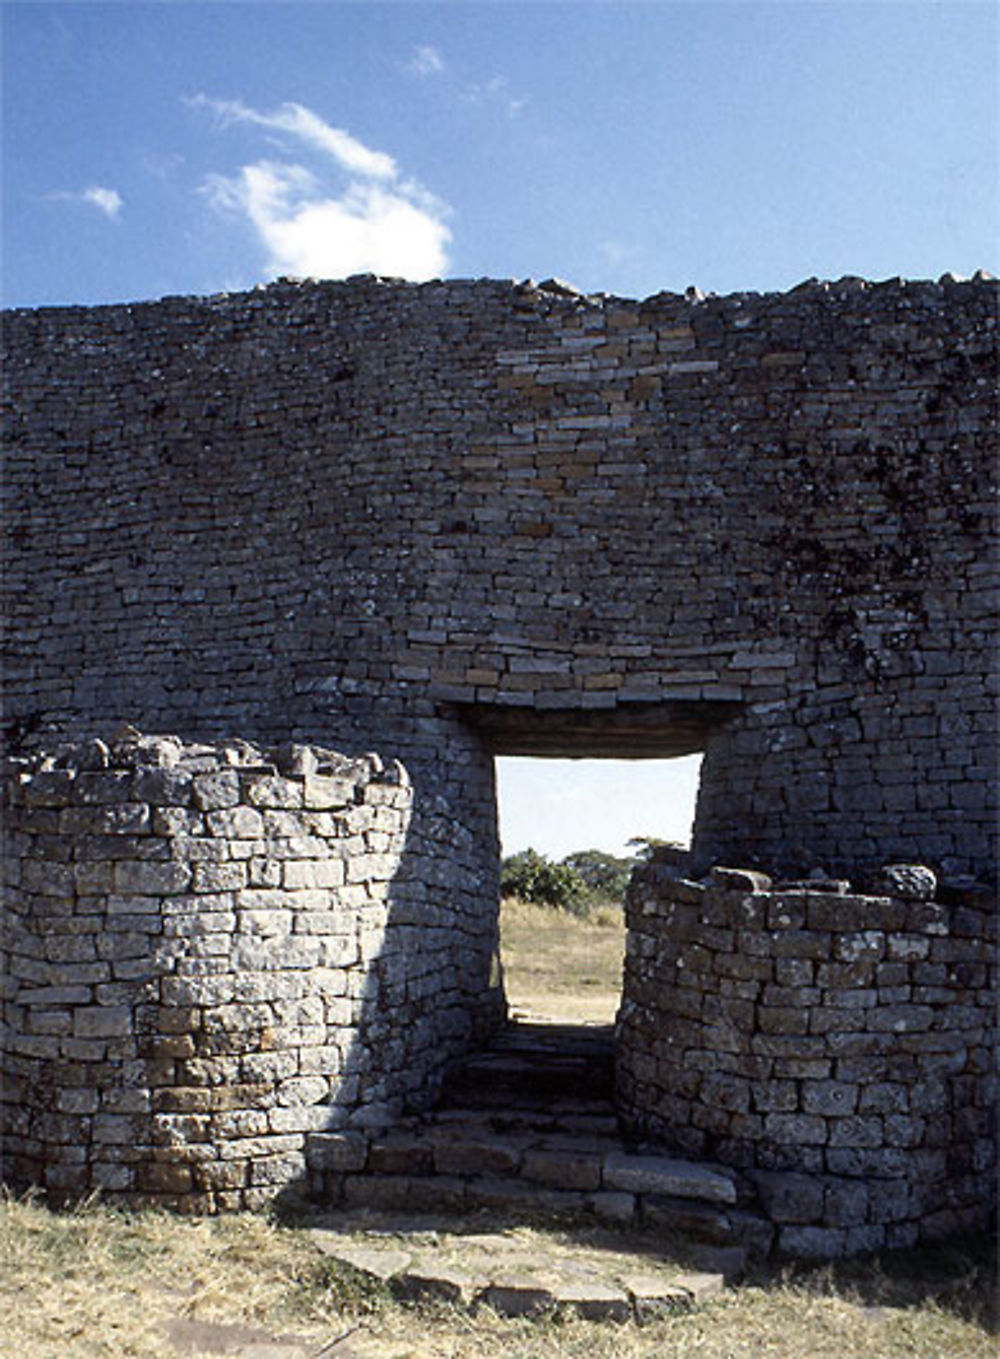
0, 731, 502, 1209
1, 701, 740, 1209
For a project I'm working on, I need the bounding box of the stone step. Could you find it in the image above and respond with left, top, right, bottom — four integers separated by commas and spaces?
308, 1125, 739, 1212
439, 1022, 616, 1108
304, 1136, 766, 1250
491, 1019, 616, 1056
440, 1059, 614, 1108
432, 1103, 621, 1138
310, 1215, 740, 1320
305, 1021, 773, 1260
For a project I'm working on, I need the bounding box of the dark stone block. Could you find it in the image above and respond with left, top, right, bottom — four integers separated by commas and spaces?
753, 1170, 824, 1224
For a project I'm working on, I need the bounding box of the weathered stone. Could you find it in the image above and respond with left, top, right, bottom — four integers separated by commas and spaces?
777, 1224, 847, 1260
522, 1148, 602, 1192
246, 776, 305, 810
641, 1194, 733, 1243
588, 1190, 636, 1223
133, 768, 194, 806
753, 1171, 824, 1224
727, 1209, 776, 1259
312, 1236, 412, 1283
368, 1138, 435, 1177
113, 861, 191, 895
475, 1278, 557, 1318
73, 1007, 132, 1038
624, 1274, 702, 1320
3, 272, 996, 1246
206, 806, 265, 839
762, 1114, 827, 1145
343, 1174, 467, 1215
875, 864, 937, 900
192, 772, 241, 812
432, 1137, 521, 1178
394, 1267, 479, 1306
823, 1178, 869, 1226
711, 867, 772, 892
603, 1152, 736, 1204
801, 1081, 859, 1116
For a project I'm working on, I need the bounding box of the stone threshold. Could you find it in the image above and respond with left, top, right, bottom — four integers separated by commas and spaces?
306, 1016, 774, 1261
309, 1211, 732, 1322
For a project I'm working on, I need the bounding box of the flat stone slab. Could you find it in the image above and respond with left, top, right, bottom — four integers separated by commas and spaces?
622, 1269, 724, 1323
164, 1315, 321, 1357
603, 1152, 738, 1204
309, 1213, 728, 1323
315, 1243, 413, 1282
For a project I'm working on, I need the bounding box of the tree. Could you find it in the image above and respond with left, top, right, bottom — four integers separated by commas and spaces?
500, 849, 588, 915
560, 849, 633, 903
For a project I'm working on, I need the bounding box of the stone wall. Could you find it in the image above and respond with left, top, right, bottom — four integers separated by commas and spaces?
1, 732, 501, 1209
1, 275, 995, 1240
617, 858, 997, 1254
2, 274, 996, 888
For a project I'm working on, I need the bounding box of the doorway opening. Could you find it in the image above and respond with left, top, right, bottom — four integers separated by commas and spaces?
495, 753, 703, 1026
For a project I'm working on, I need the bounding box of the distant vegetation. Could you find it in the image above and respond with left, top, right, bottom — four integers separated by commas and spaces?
500, 847, 635, 916
500, 838, 692, 917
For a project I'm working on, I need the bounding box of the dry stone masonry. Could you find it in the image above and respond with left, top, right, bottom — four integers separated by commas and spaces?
617, 858, 996, 1254
2, 731, 498, 1208
3, 273, 996, 879
1, 273, 997, 1248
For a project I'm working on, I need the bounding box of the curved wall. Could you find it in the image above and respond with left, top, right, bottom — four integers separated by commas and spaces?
2, 733, 500, 1208
617, 860, 997, 1253
2, 274, 996, 885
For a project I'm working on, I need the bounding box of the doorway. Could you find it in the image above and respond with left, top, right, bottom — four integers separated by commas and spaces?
495, 754, 703, 1025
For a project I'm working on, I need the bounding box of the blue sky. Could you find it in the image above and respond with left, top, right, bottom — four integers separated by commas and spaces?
496, 755, 704, 859
4, 1, 996, 310
3, 0, 996, 857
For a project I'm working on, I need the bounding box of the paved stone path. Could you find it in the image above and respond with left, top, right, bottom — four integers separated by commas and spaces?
309, 1212, 727, 1322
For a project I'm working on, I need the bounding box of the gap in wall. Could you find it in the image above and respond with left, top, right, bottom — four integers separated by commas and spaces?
495, 754, 702, 1025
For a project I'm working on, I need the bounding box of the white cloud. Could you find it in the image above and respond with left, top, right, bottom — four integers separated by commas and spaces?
47, 185, 123, 219
192, 95, 450, 282
83, 186, 123, 218
190, 95, 397, 180
407, 45, 445, 78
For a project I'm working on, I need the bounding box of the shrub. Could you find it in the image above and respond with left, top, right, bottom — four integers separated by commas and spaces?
500, 849, 589, 916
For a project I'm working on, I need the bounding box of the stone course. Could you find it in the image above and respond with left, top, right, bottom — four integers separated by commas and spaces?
2, 273, 996, 884
1, 273, 997, 1253
1, 731, 501, 1208
616, 856, 997, 1255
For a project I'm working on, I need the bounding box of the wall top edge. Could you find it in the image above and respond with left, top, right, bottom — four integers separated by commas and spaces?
3, 269, 997, 320
3, 729, 409, 789
632, 859, 996, 910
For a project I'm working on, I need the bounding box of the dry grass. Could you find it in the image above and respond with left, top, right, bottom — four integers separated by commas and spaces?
499, 896, 625, 1023
0, 1191, 331, 1357
1, 1192, 995, 1358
